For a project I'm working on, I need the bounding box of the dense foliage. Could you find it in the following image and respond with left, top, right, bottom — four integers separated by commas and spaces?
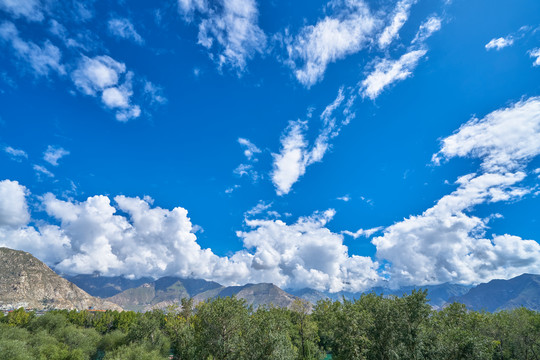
1, 290, 539, 359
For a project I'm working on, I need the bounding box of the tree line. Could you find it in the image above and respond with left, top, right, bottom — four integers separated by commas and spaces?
1, 290, 539, 359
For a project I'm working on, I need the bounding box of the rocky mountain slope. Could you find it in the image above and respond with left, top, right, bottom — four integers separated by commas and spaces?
451, 273, 540, 312
106, 276, 222, 312
0, 247, 122, 311
193, 283, 301, 309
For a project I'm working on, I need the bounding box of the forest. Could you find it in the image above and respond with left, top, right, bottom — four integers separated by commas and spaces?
1, 290, 539, 360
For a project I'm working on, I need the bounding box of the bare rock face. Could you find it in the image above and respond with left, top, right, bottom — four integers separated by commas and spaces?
0, 247, 122, 311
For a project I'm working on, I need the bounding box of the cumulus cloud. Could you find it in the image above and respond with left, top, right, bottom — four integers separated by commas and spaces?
530, 48, 540, 67
0, 0, 44, 22
286, 1, 379, 87
0, 21, 65, 77
0, 180, 29, 227
237, 209, 380, 292
4, 146, 28, 161
0, 182, 379, 292
108, 18, 144, 45
432, 96, 540, 172
180, 0, 266, 71
71, 56, 141, 121
485, 36, 514, 50
378, 0, 416, 49
43, 145, 69, 166
272, 88, 355, 195
374, 97, 540, 286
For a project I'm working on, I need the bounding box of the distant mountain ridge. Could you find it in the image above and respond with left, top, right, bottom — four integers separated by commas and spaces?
105, 276, 222, 312
56, 263, 540, 312
450, 273, 540, 312
0, 247, 121, 311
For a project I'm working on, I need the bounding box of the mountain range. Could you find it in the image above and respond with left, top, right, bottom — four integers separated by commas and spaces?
1, 247, 539, 313
0, 247, 121, 311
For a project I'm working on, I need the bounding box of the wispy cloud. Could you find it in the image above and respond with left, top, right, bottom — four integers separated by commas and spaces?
285, 1, 379, 87
0, 0, 44, 22
360, 16, 441, 100
530, 48, 540, 67
238, 137, 261, 161
360, 49, 426, 100
378, 0, 417, 49
179, 0, 266, 72
0, 21, 65, 77
108, 18, 144, 45
272, 87, 355, 195
43, 146, 69, 166
33, 164, 54, 178
4, 146, 28, 162
485, 36, 514, 50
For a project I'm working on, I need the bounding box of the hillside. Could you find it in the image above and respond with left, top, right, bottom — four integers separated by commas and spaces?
451, 273, 540, 312
0, 247, 122, 311
65, 273, 154, 298
106, 276, 222, 312
193, 283, 301, 309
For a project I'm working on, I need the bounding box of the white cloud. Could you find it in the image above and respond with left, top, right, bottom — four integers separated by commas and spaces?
71, 55, 125, 95
530, 48, 540, 66
432, 97, 540, 173
411, 16, 442, 44
0, 21, 65, 77
43, 145, 69, 166
374, 97, 540, 286
144, 81, 167, 105
108, 18, 144, 45
360, 49, 426, 99
244, 200, 272, 218
234, 163, 259, 182
286, 1, 379, 87
102, 87, 130, 108
337, 195, 350, 202
177, 0, 208, 17
33, 164, 54, 178
4, 146, 28, 161
71, 56, 141, 122
378, 0, 417, 49
192, 0, 266, 71
0, 0, 44, 22
272, 87, 355, 195
0, 178, 381, 292
343, 226, 383, 239
271, 120, 308, 196
0, 180, 29, 227
485, 36, 514, 50
238, 137, 261, 160
237, 209, 380, 292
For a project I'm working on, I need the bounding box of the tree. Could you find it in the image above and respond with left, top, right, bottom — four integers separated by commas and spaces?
193, 296, 250, 359
290, 299, 323, 360
245, 306, 296, 360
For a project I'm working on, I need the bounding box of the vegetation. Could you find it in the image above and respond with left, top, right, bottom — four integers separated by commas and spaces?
1, 290, 539, 359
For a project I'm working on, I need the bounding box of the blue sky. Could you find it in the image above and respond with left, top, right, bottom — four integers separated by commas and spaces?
1, 0, 539, 291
